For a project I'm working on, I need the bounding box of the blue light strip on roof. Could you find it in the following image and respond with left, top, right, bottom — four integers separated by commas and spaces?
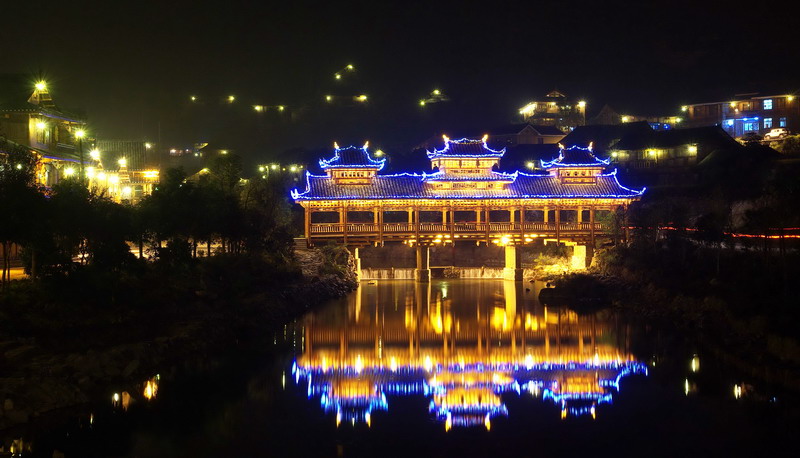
540, 144, 611, 168
426, 137, 506, 159
318, 144, 387, 170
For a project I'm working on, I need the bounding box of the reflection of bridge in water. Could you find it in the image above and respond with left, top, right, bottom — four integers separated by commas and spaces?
292, 281, 647, 429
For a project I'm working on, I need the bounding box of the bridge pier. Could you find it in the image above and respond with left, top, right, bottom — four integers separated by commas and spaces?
503, 245, 524, 281
415, 245, 431, 282
353, 247, 362, 281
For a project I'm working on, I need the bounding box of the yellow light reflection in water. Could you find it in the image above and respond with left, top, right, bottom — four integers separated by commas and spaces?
293, 281, 647, 427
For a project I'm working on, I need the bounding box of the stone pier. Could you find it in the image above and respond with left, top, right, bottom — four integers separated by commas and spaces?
415, 246, 431, 282
503, 245, 523, 281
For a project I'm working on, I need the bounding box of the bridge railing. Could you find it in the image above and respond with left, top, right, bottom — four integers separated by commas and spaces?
309, 222, 605, 235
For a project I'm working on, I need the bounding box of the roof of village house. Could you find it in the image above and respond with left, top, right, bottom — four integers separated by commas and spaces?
612, 125, 740, 150
426, 136, 506, 158
318, 144, 386, 170
561, 122, 653, 153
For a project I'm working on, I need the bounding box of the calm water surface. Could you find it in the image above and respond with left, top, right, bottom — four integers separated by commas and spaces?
8, 280, 796, 457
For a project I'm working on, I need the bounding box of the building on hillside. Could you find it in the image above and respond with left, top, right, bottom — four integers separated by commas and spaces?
417, 123, 566, 152
518, 90, 586, 132
94, 140, 160, 203
562, 123, 777, 188
0, 75, 87, 187
588, 105, 684, 131
560, 121, 653, 155
607, 126, 740, 187
682, 93, 799, 138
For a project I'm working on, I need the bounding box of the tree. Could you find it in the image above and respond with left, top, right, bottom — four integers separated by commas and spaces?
0, 141, 42, 288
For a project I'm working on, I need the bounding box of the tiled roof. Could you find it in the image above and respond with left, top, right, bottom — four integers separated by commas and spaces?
292, 171, 643, 200
427, 137, 505, 158
562, 122, 653, 153
613, 126, 739, 150
318, 145, 386, 169
423, 171, 514, 182
541, 145, 610, 168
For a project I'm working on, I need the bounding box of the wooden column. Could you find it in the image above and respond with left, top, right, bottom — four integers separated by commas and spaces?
378, 203, 384, 246
555, 204, 560, 243
543, 205, 549, 223
577, 206, 584, 223
304, 206, 311, 244
520, 205, 526, 241
484, 206, 490, 243
414, 206, 420, 241
342, 204, 348, 245
449, 204, 455, 240
590, 205, 595, 245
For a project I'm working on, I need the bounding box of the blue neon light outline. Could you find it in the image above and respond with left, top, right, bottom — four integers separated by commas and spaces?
291, 168, 645, 200
540, 144, 611, 168
426, 137, 506, 159
318, 145, 387, 170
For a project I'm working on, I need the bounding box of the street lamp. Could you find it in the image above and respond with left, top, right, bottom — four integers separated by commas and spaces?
75, 129, 86, 184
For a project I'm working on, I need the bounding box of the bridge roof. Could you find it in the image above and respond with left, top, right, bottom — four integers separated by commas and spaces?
426, 136, 506, 159
292, 170, 644, 201
319, 144, 386, 170
541, 145, 610, 168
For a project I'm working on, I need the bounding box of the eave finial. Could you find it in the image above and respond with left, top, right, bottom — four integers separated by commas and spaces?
442, 134, 450, 144
363, 140, 369, 149
334, 141, 339, 150
482, 134, 488, 143
588, 142, 593, 152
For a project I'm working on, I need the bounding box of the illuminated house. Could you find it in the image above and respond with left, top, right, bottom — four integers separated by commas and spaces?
682, 92, 799, 138
292, 136, 644, 280
0, 75, 87, 187
518, 90, 586, 132
292, 281, 648, 428
93, 140, 160, 203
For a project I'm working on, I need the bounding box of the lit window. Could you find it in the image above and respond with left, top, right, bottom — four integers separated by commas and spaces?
763, 99, 773, 110
764, 118, 773, 129
743, 122, 758, 132
780, 117, 787, 127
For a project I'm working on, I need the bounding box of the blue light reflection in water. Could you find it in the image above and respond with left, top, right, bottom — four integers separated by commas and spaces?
292, 280, 648, 429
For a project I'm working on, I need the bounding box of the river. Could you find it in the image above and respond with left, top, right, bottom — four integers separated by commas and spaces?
4, 280, 795, 457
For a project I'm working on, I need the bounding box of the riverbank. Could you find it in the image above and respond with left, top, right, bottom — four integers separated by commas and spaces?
0, 248, 357, 432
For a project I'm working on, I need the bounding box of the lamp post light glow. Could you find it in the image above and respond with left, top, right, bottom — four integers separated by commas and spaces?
228, 95, 235, 103
64, 167, 75, 177
681, 105, 688, 112
36, 121, 47, 130
356, 94, 368, 102
577, 100, 586, 108
90, 149, 101, 161
325, 95, 333, 102
419, 99, 426, 106
190, 95, 197, 102
118, 157, 127, 168
35, 81, 47, 91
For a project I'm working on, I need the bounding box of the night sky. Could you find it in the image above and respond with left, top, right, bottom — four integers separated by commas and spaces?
3, 0, 798, 164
